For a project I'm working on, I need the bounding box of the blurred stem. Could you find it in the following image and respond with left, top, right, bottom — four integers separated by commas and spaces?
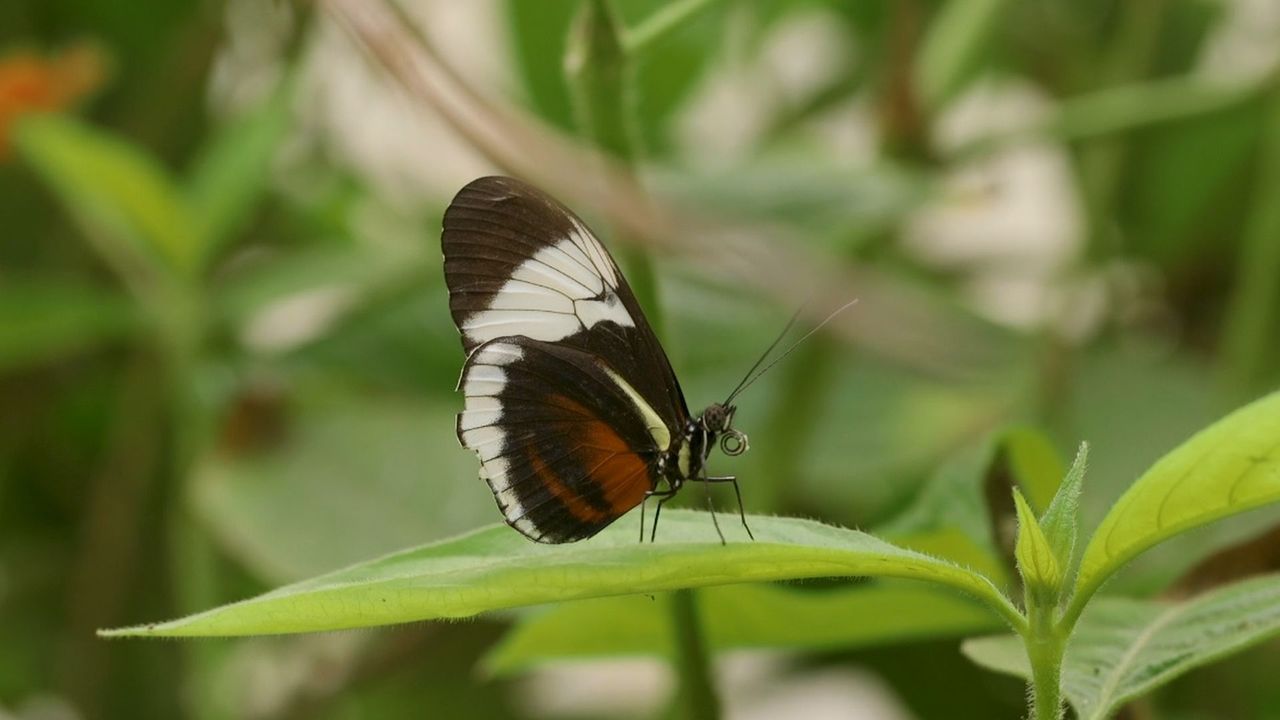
62, 352, 162, 713
1220, 86, 1280, 405
758, 337, 834, 512
879, 0, 931, 163
567, 0, 636, 165
566, 0, 662, 330
1077, 0, 1166, 260
155, 284, 227, 720
915, 0, 1010, 113
1033, 329, 1073, 435
669, 590, 722, 720
568, 4, 715, 717
624, 0, 722, 55
169, 504, 235, 720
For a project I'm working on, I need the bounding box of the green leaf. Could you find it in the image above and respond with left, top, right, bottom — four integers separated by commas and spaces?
964, 573, 1280, 720
0, 280, 136, 372
1040, 442, 1088, 572
486, 580, 1003, 675
1070, 391, 1280, 620
1052, 77, 1260, 148
15, 114, 201, 281
915, 0, 1009, 111
190, 390, 495, 582
505, 0, 578, 131
185, 84, 293, 263
1013, 488, 1061, 602
566, 0, 635, 162
623, 0, 722, 55
101, 511, 1021, 637
505, 0, 720, 155
1065, 342, 1220, 596
955, 76, 1263, 159
877, 426, 1064, 586
960, 632, 1027, 677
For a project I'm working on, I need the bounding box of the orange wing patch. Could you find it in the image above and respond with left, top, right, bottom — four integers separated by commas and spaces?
542, 394, 653, 517
527, 450, 608, 524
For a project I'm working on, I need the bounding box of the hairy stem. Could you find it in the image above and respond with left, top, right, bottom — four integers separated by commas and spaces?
1025, 598, 1066, 719
1028, 636, 1065, 720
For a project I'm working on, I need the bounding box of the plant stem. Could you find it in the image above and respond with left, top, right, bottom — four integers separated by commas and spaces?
756, 338, 833, 512
566, 0, 663, 330
157, 284, 227, 720
1219, 83, 1280, 405
1028, 632, 1065, 720
669, 590, 722, 719
1024, 599, 1066, 719
566, 5, 717, 718
1077, 0, 1166, 262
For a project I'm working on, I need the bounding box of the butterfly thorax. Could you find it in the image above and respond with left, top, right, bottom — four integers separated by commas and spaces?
658, 402, 747, 491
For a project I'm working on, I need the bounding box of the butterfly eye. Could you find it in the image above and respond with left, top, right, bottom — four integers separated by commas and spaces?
720, 429, 749, 456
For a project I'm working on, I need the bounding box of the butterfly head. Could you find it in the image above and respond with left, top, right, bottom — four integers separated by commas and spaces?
699, 402, 749, 457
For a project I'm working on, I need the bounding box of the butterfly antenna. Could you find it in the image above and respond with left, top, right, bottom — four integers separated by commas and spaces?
722, 301, 809, 405
724, 299, 859, 405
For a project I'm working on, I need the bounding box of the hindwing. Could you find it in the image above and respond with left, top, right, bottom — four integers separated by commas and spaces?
457, 337, 671, 542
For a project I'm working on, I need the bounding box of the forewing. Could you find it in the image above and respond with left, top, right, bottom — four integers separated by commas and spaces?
457, 337, 673, 543
442, 176, 688, 429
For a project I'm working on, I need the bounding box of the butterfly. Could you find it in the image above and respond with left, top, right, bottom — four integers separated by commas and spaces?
442, 176, 838, 544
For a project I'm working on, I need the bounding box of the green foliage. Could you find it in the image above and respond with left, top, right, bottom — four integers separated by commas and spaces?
1040, 443, 1087, 575
1070, 391, 1280, 623
0, 280, 135, 370
965, 573, 1280, 720
190, 390, 494, 582
486, 581, 1002, 674
102, 511, 1019, 637
16, 115, 202, 282
9, 0, 1280, 718
184, 85, 294, 263
916, 0, 1009, 110
505, 0, 721, 155
1013, 488, 1061, 603
106, 391, 1280, 718
878, 425, 1067, 582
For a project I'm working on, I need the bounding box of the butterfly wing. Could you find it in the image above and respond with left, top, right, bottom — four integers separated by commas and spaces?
443, 176, 687, 425
442, 176, 690, 542
457, 337, 672, 542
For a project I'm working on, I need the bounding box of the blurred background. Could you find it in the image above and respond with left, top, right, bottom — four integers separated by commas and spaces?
3, 0, 1280, 718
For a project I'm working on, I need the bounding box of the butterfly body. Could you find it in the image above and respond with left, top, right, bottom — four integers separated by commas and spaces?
441, 176, 750, 544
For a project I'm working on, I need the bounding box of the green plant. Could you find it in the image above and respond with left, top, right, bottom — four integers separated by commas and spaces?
10, 0, 1280, 717
104, 390, 1280, 719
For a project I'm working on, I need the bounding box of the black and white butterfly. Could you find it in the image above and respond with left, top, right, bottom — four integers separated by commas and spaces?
442, 176, 826, 544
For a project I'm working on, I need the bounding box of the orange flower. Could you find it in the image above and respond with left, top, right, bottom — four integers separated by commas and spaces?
0, 43, 106, 161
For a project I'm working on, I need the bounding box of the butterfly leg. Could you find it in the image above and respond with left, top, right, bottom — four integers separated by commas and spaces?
696, 465, 727, 545
704, 475, 755, 541
643, 488, 678, 543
